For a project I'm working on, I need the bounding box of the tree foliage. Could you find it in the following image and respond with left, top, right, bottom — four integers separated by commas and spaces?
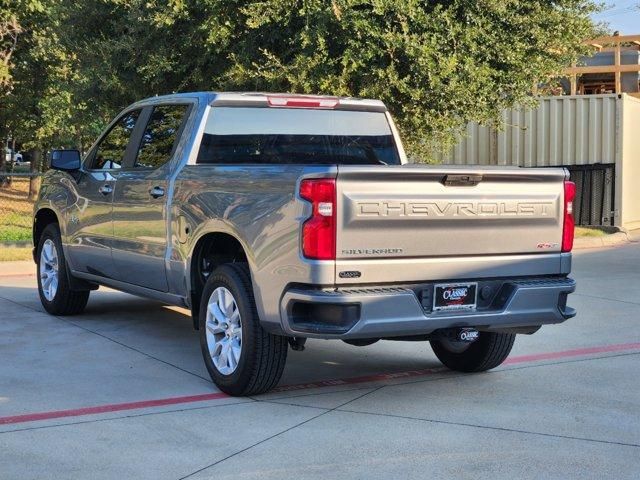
0, 12, 21, 89
2, 0, 600, 160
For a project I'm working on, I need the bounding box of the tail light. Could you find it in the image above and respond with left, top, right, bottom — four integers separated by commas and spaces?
562, 180, 576, 252
299, 178, 336, 260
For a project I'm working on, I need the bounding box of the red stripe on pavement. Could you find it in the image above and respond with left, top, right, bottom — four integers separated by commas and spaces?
503, 342, 640, 365
0, 392, 229, 426
1, 341, 639, 426
273, 341, 640, 392
0, 273, 35, 278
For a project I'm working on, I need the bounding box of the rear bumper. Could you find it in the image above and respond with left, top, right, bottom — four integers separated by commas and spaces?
280, 277, 576, 339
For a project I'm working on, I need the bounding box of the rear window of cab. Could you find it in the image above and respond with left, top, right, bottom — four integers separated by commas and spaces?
196, 107, 401, 166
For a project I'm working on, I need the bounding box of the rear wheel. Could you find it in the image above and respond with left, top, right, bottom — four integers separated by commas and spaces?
37, 224, 90, 315
430, 332, 515, 372
199, 263, 288, 396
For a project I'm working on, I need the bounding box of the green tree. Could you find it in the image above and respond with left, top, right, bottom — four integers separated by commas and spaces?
0, 0, 39, 90
1, 1, 107, 160
0, 10, 20, 89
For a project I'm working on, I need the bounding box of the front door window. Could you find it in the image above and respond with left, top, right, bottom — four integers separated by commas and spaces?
90, 110, 141, 170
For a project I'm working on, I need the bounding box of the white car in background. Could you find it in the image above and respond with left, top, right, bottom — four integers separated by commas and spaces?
4, 148, 28, 165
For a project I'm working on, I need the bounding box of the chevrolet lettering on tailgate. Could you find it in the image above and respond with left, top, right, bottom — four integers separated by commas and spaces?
355, 200, 555, 218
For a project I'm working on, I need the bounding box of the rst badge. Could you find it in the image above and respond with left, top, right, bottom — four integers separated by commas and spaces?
433, 283, 478, 311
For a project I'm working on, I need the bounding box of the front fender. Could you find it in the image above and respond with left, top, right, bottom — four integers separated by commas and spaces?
33, 171, 79, 241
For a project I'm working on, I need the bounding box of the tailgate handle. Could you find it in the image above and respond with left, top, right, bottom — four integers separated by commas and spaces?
442, 174, 482, 186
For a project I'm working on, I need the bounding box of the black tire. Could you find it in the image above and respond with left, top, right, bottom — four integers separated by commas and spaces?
36, 223, 90, 315
199, 263, 288, 396
430, 332, 516, 372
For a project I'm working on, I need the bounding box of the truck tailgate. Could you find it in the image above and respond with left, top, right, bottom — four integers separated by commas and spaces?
336, 165, 567, 261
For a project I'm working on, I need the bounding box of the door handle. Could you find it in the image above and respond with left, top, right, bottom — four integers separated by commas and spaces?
98, 184, 113, 195
149, 186, 165, 199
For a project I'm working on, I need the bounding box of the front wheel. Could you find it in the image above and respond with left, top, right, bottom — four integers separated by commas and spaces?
430, 332, 515, 372
199, 263, 288, 396
37, 224, 90, 316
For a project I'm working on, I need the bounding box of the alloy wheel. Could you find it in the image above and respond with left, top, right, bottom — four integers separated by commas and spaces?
39, 239, 59, 302
205, 286, 243, 375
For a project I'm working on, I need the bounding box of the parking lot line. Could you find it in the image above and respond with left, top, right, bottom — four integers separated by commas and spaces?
1, 341, 639, 427
0, 392, 230, 426
502, 342, 640, 365
272, 341, 640, 393
0, 273, 35, 278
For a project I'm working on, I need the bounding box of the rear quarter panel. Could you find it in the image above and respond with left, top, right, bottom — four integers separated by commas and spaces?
171, 165, 336, 329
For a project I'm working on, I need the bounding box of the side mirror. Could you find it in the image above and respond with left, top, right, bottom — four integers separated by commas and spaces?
50, 149, 81, 171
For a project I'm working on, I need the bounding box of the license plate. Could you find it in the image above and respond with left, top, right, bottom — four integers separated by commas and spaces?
433, 283, 478, 311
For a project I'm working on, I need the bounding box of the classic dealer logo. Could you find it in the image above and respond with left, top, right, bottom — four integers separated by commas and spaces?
442, 286, 469, 304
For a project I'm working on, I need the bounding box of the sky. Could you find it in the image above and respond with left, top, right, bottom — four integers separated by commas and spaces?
591, 1, 640, 34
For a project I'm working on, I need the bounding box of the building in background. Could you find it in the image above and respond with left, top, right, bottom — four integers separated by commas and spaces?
563, 33, 640, 96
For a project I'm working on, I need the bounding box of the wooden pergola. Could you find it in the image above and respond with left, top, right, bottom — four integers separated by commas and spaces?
564, 34, 640, 96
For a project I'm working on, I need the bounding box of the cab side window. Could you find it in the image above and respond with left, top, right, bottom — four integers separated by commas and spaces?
134, 105, 188, 169
91, 110, 141, 170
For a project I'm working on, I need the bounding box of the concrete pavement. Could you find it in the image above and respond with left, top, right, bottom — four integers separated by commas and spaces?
0, 240, 639, 479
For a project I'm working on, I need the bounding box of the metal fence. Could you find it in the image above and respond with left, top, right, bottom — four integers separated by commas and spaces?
432, 94, 621, 167
566, 163, 616, 227
0, 173, 42, 244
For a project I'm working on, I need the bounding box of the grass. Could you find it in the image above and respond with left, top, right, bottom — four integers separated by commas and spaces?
0, 224, 32, 242
575, 227, 608, 238
0, 177, 36, 261
0, 246, 33, 262
0, 177, 37, 243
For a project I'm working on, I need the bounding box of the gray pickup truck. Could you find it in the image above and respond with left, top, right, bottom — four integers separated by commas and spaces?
33, 92, 576, 395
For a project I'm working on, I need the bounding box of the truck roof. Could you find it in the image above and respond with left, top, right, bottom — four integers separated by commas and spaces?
130, 92, 387, 112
